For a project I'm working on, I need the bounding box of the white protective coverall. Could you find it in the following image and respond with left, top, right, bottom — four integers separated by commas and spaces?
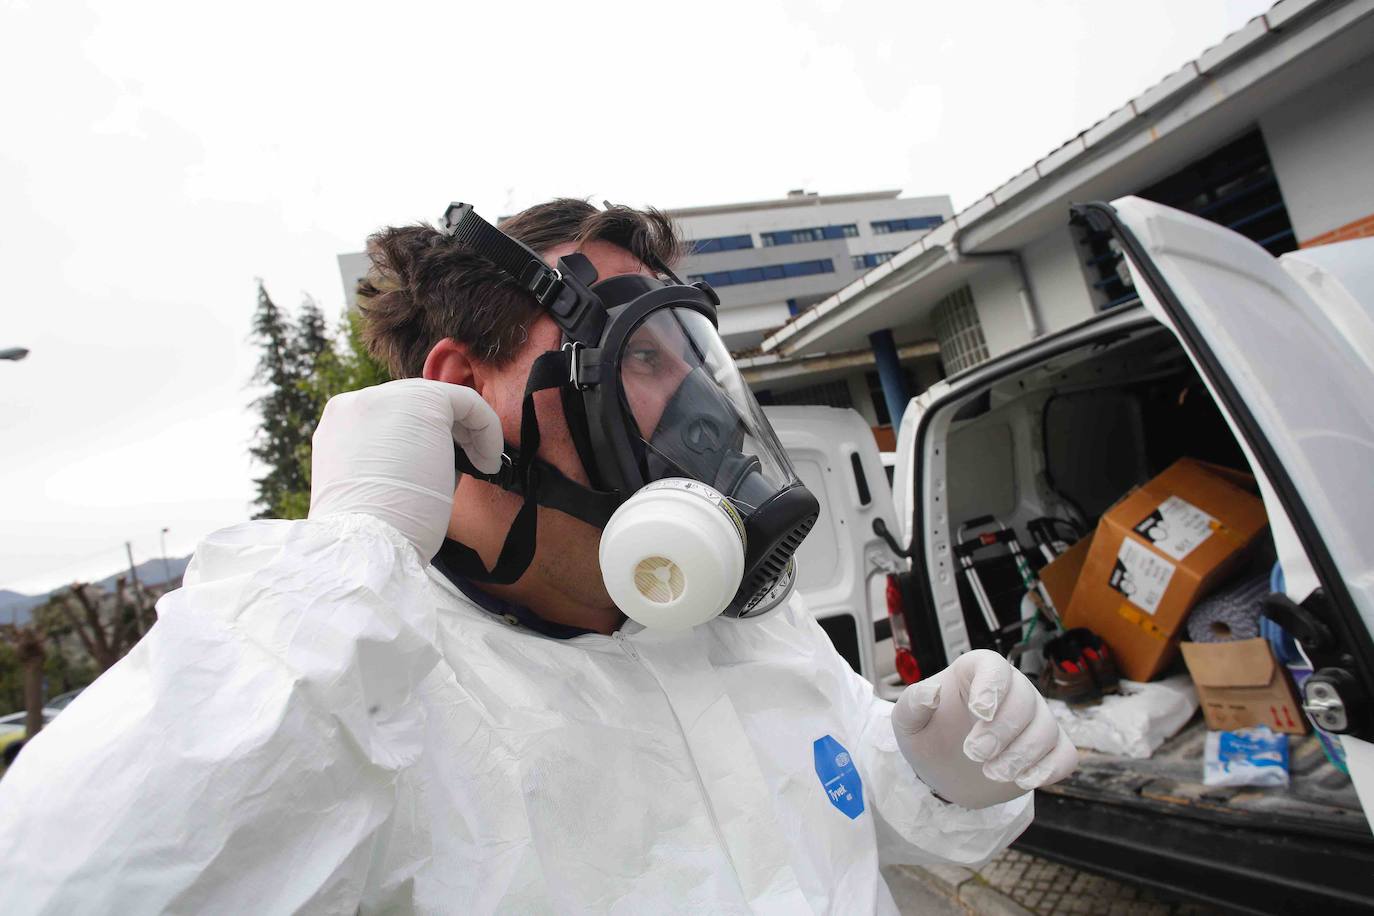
0, 513, 1031, 914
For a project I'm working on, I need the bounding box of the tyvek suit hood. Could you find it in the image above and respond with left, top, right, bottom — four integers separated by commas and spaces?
0, 514, 1031, 913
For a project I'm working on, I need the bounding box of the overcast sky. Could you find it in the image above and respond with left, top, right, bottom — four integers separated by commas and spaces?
1, 0, 1272, 594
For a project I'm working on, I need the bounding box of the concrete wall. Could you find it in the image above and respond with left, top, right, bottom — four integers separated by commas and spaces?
720, 301, 795, 341
1021, 224, 1097, 333
968, 259, 1030, 359
339, 252, 371, 309
1262, 53, 1374, 246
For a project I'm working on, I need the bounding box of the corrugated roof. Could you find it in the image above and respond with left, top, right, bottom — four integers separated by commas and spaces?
762, 0, 1315, 353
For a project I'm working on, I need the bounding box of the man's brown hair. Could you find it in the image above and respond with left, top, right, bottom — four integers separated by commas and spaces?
357, 198, 685, 378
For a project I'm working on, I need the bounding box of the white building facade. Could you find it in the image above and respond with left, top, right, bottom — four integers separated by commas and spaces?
338, 190, 956, 434
669, 190, 951, 351
762, 0, 1374, 432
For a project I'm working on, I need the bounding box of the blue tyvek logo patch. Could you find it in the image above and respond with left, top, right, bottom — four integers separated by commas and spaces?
814, 735, 864, 819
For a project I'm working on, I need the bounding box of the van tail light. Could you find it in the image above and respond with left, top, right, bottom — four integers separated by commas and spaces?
886, 573, 923, 684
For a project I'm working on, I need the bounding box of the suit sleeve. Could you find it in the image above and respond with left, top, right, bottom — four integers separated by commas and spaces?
0, 514, 439, 914
788, 596, 1033, 867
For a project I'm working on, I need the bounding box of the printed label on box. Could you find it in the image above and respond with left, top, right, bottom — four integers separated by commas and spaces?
1108, 538, 1177, 615
1133, 495, 1217, 561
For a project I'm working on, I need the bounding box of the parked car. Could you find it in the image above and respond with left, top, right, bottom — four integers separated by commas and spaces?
45, 688, 85, 712
0, 688, 83, 769
882, 197, 1374, 911
0, 708, 60, 769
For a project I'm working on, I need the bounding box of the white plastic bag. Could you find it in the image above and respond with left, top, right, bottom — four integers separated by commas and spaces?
1047, 675, 1198, 758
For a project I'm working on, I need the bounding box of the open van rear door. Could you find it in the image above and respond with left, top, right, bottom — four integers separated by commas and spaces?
1075, 197, 1374, 820
764, 406, 905, 698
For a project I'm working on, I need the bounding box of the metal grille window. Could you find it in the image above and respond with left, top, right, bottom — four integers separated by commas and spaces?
1078, 128, 1297, 312
1138, 129, 1296, 256
1079, 228, 1136, 311
932, 286, 990, 373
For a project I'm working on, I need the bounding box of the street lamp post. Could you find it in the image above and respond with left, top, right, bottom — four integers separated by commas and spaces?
160, 527, 172, 585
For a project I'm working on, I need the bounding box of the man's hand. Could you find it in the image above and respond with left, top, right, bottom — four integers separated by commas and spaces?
309, 379, 504, 560
891, 649, 1077, 809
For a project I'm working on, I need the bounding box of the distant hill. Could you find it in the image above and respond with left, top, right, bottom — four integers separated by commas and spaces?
0, 554, 192, 626
0, 590, 47, 625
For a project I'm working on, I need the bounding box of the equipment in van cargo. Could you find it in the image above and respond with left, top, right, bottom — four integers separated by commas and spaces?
953, 515, 1058, 656
1061, 458, 1269, 682
1181, 637, 1308, 736
1185, 573, 1268, 643
893, 196, 1374, 909
1048, 674, 1197, 759
1038, 534, 1092, 619
1203, 726, 1290, 788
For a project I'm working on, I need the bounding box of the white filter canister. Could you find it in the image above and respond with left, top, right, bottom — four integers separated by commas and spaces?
599, 479, 747, 630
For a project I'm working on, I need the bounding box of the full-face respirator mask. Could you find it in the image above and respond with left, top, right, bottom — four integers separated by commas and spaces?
432, 203, 819, 630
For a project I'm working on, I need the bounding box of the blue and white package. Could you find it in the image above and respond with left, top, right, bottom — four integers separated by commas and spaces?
1204, 726, 1290, 787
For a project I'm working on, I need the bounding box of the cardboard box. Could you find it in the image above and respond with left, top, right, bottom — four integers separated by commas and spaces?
1181, 638, 1308, 735
1039, 534, 1092, 618
1061, 458, 1268, 682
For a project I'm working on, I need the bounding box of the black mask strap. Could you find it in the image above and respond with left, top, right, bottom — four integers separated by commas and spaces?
435, 349, 619, 585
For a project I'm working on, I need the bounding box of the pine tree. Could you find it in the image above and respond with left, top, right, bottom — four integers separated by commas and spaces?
248, 279, 392, 519
248, 281, 313, 518
293, 295, 332, 381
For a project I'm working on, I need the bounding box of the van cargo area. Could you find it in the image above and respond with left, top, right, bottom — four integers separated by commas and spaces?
907, 319, 1372, 912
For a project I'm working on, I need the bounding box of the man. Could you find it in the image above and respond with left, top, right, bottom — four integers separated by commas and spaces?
0, 199, 1075, 913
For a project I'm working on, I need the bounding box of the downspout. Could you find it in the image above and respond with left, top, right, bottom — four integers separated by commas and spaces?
949, 232, 1043, 339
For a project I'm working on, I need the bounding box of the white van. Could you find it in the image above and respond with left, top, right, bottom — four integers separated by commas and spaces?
764, 405, 906, 700
883, 197, 1374, 912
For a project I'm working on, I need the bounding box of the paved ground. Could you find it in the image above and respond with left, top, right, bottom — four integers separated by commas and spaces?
887, 848, 1226, 915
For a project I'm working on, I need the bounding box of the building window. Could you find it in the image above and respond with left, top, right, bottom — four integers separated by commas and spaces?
1077, 227, 1136, 311
760, 224, 859, 247
1137, 128, 1296, 256
871, 216, 944, 235
689, 234, 754, 255
932, 286, 990, 374
851, 251, 897, 271
1077, 128, 1299, 312
686, 258, 835, 288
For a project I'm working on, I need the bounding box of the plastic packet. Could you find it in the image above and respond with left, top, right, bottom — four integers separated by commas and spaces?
1204, 726, 1289, 788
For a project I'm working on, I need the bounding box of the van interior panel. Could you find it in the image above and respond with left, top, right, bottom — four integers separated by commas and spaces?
914, 323, 1369, 867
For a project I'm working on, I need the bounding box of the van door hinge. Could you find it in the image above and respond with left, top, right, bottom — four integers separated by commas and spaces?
1263, 591, 1373, 739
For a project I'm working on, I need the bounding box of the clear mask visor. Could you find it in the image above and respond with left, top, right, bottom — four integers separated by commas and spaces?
618, 307, 800, 514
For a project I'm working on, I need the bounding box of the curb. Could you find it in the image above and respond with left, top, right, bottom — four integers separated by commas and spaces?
896, 863, 1035, 916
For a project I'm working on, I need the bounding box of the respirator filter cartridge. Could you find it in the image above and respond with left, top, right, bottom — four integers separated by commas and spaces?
598, 479, 747, 629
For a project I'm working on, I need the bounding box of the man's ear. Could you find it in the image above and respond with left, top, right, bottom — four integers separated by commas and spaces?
423, 338, 483, 391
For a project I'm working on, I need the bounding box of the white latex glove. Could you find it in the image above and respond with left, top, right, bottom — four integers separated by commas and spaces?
309, 378, 505, 561
892, 649, 1078, 809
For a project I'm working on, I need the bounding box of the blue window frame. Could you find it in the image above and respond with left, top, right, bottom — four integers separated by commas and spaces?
760, 224, 858, 247
850, 251, 897, 270
685, 258, 835, 288
689, 234, 754, 255
870, 216, 944, 235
